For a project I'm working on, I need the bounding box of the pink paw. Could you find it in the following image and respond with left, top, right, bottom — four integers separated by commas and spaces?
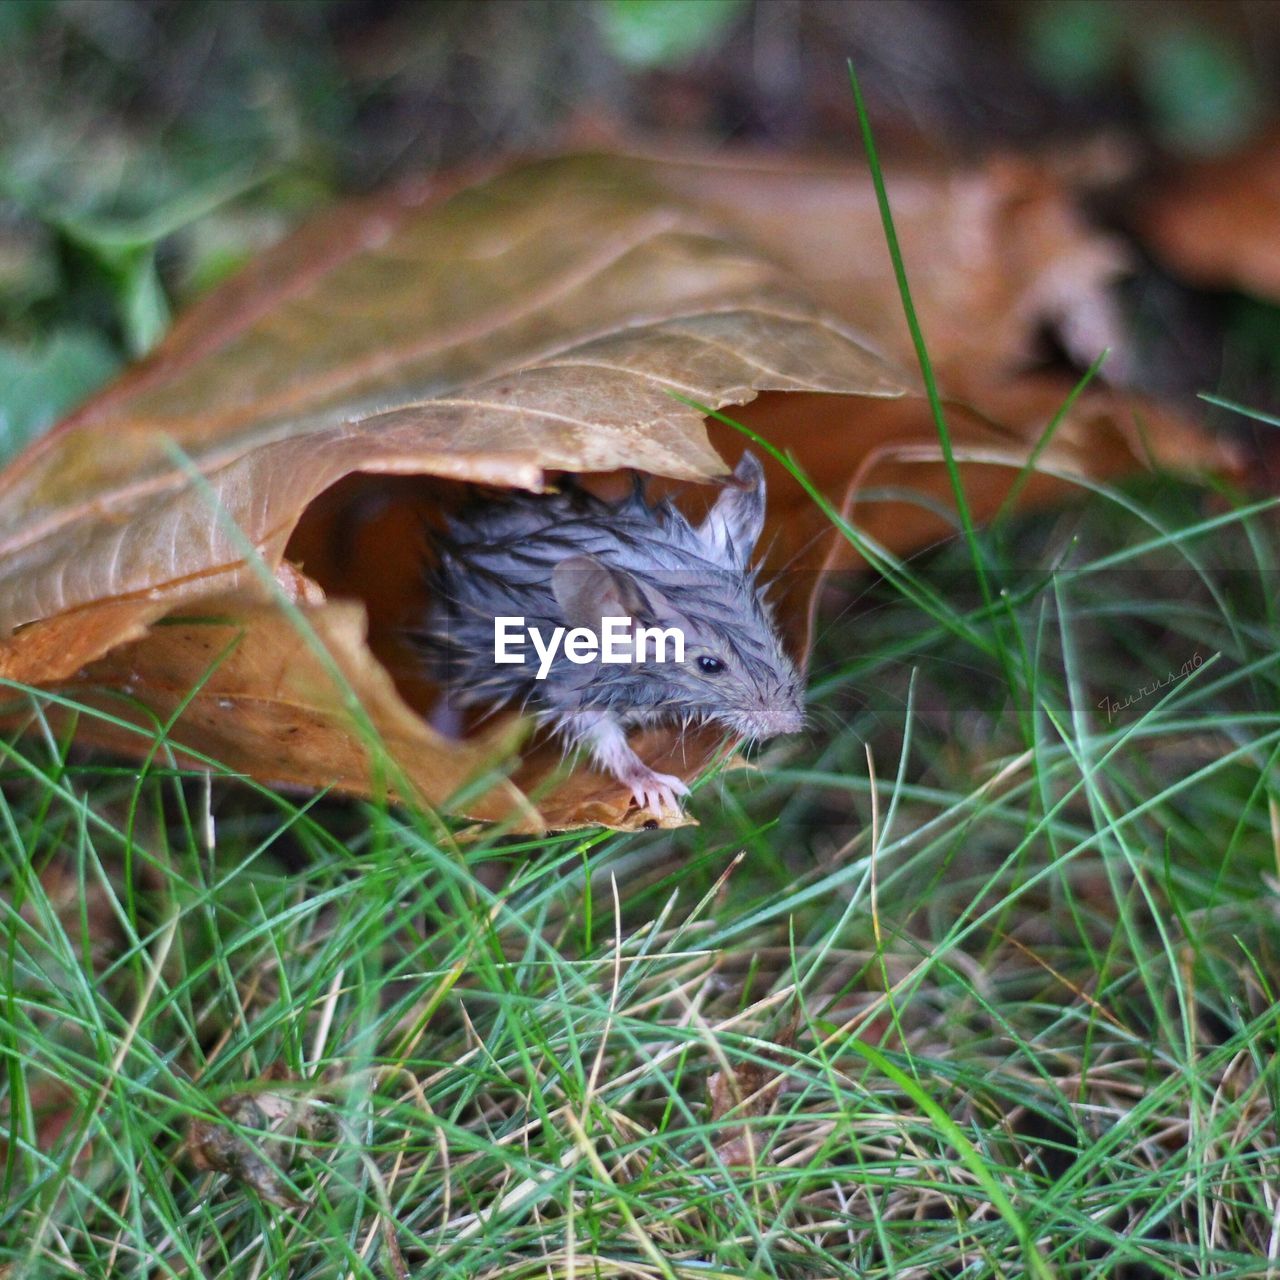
624, 768, 690, 818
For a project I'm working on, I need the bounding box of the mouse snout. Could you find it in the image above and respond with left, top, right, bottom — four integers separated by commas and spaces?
771, 705, 805, 737
746, 698, 804, 739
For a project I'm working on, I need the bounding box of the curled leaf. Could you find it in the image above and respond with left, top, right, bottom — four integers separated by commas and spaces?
0, 154, 909, 828
0, 151, 1233, 828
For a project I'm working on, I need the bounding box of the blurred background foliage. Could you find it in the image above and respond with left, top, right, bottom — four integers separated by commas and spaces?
0, 0, 1277, 460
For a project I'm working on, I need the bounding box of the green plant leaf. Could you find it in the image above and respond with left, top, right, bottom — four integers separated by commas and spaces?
597, 0, 746, 70
0, 328, 119, 461
1138, 27, 1263, 155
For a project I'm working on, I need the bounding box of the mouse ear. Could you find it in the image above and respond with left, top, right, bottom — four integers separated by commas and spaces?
553, 555, 658, 631
697, 451, 765, 564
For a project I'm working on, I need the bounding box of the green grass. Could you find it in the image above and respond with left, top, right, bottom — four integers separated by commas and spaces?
4, 454, 1280, 1277
5, 29, 1280, 1280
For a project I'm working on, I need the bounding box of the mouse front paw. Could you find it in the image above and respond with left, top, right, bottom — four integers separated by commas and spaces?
623, 766, 690, 818
565, 711, 692, 819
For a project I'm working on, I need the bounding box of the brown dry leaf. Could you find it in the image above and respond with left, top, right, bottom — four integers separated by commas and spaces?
1140, 127, 1280, 300
0, 153, 910, 828
707, 1017, 795, 1168
186, 1068, 317, 1211
707, 1060, 776, 1168
0, 151, 1233, 830
645, 148, 1135, 383
718, 376, 1235, 664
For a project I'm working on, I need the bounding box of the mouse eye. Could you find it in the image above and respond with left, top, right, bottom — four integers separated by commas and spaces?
697, 655, 726, 674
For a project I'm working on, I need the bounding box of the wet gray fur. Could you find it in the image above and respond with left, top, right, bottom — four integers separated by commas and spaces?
414, 451, 804, 811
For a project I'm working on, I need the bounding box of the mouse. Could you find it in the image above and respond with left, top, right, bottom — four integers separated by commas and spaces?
413, 451, 804, 817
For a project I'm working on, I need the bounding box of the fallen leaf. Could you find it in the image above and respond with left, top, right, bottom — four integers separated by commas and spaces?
186, 1068, 317, 1211
644, 147, 1136, 383
707, 1016, 796, 1167
0, 151, 1234, 829
1139, 126, 1280, 299
715, 376, 1236, 662
0, 153, 911, 828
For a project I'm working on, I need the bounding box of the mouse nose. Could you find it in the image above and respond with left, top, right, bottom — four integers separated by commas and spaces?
775, 706, 804, 735
756, 701, 804, 737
